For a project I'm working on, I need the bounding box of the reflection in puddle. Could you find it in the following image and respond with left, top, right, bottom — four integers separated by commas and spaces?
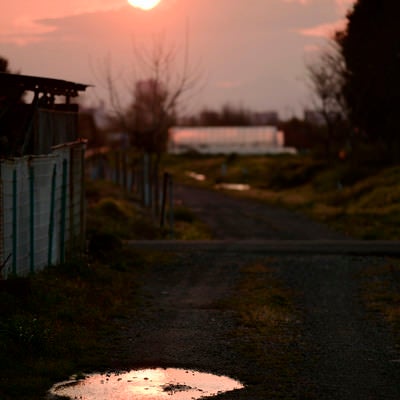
215, 183, 251, 191
186, 171, 206, 181
48, 368, 244, 400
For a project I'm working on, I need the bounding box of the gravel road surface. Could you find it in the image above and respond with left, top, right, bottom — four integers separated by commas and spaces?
117, 185, 400, 399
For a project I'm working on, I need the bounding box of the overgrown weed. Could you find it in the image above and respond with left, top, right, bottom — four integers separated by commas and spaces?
164, 154, 400, 239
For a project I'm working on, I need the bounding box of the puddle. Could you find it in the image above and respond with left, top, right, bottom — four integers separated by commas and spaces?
48, 368, 244, 400
186, 171, 206, 181
215, 183, 251, 191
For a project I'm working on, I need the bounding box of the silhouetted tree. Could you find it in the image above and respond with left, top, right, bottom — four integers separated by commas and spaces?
338, 0, 400, 163
305, 41, 349, 159
128, 79, 175, 154
0, 56, 11, 73
182, 104, 252, 127
279, 117, 323, 153
102, 36, 200, 209
78, 109, 104, 148
104, 37, 199, 154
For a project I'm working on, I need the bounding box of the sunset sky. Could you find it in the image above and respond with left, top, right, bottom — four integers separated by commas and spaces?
0, 0, 355, 118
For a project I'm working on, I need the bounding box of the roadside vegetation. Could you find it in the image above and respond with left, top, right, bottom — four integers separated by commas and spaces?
163, 153, 400, 240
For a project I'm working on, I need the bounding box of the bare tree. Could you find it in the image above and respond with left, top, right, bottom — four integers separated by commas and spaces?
0, 56, 11, 73
305, 40, 349, 159
98, 34, 201, 209
103, 33, 200, 146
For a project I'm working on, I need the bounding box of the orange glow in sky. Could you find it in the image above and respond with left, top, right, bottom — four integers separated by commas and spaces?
0, 0, 357, 117
127, 0, 161, 10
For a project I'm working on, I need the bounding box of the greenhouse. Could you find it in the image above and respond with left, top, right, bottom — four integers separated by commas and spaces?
168, 126, 296, 155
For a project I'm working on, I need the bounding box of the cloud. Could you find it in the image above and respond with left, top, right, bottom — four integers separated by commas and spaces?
282, 0, 311, 4
298, 18, 347, 38
282, 0, 354, 11
291, 0, 354, 40
0, 16, 57, 46
216, 81, 243, 89
335, 0, 355, 14
0, 0, 125, 45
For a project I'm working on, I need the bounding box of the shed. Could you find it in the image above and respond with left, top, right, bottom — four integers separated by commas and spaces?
0, 72, 89, 157
0, 73, 90, 278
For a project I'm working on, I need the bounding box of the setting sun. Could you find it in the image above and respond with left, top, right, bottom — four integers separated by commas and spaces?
127, 0, 161, 10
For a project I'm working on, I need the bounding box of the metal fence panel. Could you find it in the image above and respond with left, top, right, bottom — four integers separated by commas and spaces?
31, 156, 58, 270
0, 141, 86, 278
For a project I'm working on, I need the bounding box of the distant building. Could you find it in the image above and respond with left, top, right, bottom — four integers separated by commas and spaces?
168, 126, 296, 155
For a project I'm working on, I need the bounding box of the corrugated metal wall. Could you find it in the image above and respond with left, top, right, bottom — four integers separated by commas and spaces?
0, 141, 86, 278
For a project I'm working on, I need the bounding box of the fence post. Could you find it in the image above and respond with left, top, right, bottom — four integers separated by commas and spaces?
122, 151, 127, 191
60, 159, 68, 264
143, 153, 150, 207
80, 145, 86, 254
115, 151, 120, 185
29, 164, 35, 274
69, 148, 75, 255
168, 173, 174, 238
48, 163, 57, 266
160, 172, 169, 228
0, 165, 3, 274
12, 169, 17, 275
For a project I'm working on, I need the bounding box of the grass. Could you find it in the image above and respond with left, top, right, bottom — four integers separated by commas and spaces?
86, 180, 161, 241
0, 253, 142, 398
172, 205, 213, 240
163, 153, 400, 239
225, 262, 314, 398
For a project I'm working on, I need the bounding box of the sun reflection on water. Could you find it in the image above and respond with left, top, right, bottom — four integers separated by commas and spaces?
49, 368, 244, 400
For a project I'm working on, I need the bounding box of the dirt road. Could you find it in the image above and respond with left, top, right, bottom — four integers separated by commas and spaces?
119, 186, 400, 399
174, 184, 346, 240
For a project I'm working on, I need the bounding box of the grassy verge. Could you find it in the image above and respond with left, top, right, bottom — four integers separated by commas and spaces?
172, 205, 213, 240
86, 179, 210, 241
0, 251, 144, 398
163, 153, 400, 239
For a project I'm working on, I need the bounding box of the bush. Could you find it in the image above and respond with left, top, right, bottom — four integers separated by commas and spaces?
266, 158, 326, 189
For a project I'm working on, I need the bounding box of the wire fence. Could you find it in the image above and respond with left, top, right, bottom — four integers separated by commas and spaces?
0, 141, 86, 278
86, 149, 174, 235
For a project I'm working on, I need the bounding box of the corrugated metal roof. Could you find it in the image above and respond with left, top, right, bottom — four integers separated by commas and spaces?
0, 72, 90, 97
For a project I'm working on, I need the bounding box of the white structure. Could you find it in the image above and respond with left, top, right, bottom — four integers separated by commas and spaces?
168, 126, 296, 155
